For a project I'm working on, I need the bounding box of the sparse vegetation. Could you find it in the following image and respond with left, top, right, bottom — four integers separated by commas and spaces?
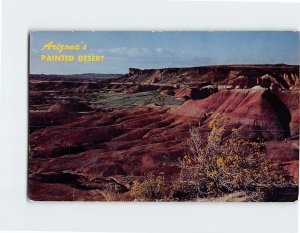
177, 114, 293, 200
130, 173, 166, 201
128, 114, 294, 202
97, 189, 122, 202
93, 91, 184, 109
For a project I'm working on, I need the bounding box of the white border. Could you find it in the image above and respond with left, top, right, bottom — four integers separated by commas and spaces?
1, 0, 299, 232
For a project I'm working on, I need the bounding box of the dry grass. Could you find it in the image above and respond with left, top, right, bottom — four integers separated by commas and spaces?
130, 173, 166, 201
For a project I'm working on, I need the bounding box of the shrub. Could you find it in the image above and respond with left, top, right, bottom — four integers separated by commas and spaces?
87, 189, 120, 201
130, 173, 166, 201
170, 182, 200, 201
178, 114, 292, 199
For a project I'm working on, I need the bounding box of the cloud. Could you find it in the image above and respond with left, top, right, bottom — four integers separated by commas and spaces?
90, 47, 151, 56
89, 47, 215, 68
89, 47, 183, 57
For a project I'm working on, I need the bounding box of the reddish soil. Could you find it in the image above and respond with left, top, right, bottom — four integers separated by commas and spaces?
28, 65, 299, 201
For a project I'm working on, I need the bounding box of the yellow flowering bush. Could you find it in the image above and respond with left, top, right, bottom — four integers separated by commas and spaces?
130, 173, 165, 201
178, 114, 292, 199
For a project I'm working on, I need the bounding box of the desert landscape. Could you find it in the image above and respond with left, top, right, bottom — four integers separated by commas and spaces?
28, 64, 299, 201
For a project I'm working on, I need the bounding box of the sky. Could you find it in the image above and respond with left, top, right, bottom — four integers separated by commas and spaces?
30, 31, 299, 74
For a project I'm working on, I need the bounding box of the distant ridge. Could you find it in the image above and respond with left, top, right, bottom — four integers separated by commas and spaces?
117, 64, 299, 90
29, 73, 123, 81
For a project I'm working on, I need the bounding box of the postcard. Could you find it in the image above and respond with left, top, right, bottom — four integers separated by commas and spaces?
28, 31, 299, 201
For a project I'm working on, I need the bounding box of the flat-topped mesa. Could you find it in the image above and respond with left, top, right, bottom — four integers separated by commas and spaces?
128, 68, 143, 75
120, 64, 299, 89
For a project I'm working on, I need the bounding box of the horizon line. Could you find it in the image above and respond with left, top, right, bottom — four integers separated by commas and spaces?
29, 62, 300, 76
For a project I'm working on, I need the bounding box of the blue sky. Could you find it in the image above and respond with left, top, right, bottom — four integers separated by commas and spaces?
30, 31, 299, 74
